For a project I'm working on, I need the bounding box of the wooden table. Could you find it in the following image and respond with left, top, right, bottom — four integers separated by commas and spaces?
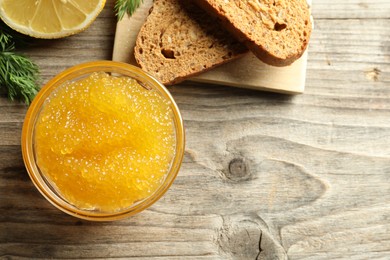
1, 0, 389, 259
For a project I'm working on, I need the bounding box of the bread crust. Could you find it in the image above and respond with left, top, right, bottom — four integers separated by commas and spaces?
134, 0, 247, 85
193, 0, 312, 66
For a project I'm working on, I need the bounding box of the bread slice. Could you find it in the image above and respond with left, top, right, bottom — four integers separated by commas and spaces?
134, 0, 247, 85
193, 0, 312, 66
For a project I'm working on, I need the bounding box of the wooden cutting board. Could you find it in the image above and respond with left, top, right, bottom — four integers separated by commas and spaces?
112, 0, 312, 94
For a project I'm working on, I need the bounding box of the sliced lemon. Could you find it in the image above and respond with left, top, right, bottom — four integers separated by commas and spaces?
0, 0, 106, 39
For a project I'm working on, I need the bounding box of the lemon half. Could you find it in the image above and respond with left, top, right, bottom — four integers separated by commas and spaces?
0, 0, 106, 39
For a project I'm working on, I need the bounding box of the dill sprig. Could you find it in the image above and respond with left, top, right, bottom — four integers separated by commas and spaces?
0, 30, 40, 105
115, 0, 144, 21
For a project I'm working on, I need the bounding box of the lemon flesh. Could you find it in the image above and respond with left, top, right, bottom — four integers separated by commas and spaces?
0, 0, 105, 39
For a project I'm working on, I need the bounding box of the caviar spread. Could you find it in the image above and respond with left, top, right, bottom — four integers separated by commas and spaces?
34, 72, 175, 212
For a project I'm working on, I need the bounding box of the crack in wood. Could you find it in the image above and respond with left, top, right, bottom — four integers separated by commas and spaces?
256, 231, 263, 260
216, 214, 287, 259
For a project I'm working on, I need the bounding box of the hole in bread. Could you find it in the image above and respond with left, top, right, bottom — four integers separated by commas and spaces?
301, 40, 307, 50
161, 49, 175, 59
139, 48, 143, 54
222, 51, 233, 60
274, 22, 287, 31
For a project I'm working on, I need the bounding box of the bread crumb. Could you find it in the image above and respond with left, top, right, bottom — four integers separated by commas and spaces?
190, 30, 198, 41
365, 68, 381, 81
248, 0, 261, 11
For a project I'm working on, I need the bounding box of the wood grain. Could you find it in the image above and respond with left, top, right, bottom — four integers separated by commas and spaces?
1, 0, 390, 259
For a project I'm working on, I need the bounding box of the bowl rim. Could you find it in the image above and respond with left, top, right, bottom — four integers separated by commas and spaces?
21, 60, 185, 221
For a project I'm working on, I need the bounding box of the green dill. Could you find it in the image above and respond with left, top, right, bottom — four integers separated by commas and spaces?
0, 29, 40, 105
115, 0, 144, 21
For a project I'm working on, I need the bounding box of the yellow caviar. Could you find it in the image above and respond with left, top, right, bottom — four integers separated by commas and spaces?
34, 72, 175, 212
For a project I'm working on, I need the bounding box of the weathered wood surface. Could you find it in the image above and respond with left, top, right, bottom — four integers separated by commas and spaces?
1, 0, 389, 259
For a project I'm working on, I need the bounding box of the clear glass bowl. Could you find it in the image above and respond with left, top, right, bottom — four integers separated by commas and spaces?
21, 61, 185, 221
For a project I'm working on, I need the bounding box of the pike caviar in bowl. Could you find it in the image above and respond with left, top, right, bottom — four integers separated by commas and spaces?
22, 61, 185, 221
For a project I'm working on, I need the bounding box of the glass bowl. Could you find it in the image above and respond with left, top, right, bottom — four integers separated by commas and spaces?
21, 61, 185, 221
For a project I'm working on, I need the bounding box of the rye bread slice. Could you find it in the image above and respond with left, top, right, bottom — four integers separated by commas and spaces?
134, 0, 247, 85
193, 0, 312, 66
